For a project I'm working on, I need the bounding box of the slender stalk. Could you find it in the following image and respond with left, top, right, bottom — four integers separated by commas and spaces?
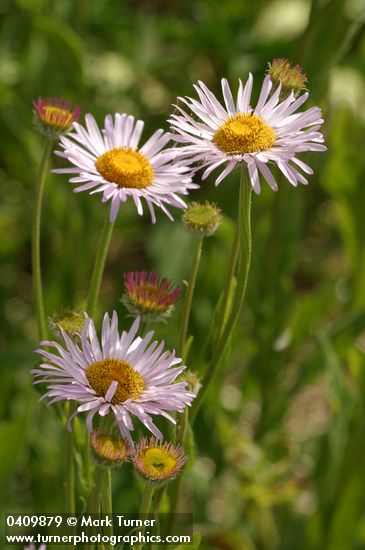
168, 379, 191, 526
86, 212, 115, 317
167, 237, 204, 525
190, 168, 252, 424
65, 404, 76, 550
65, 412, 76, 515
31, 138, 53, 340
86, 465, 105, 550
135, 484, 155, 550
101, 469, 113, 550
215, 224, 239, 342
153, 486, 167, 516
87, 465, 105, 513
178, 235, 204, 359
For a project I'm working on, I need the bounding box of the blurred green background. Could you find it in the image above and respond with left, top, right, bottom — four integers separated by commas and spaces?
1, 0, 365, 548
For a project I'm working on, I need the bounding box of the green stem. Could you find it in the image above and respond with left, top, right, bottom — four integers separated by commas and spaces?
66, 413, 76, 515
135, 484, 155, 550
65, 404, 76, 550
216, 224, 240, 342
86, 466, 105, 550
153, 486, 167, 516
190, 168, 252, 424
31, 138, 53, 340
101, 468, 113, 550
87, 465, 105, 513
178, 236, 204, 359
168, 474, 183, 532
86, 212, 115, 317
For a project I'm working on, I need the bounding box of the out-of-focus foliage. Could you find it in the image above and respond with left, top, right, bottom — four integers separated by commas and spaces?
1, 0, 365, 548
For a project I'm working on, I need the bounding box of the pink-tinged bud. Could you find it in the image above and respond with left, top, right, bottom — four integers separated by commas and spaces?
121, 271, 182, 323
91, 430, 132, 468
33, 96, 80, 137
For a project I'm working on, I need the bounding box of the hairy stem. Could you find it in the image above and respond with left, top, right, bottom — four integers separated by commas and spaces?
178, 235, 204, 359
86, 212, 115, 317
135, 484, 155, 550
190, 168, 252, 424
31, 138, 53, 340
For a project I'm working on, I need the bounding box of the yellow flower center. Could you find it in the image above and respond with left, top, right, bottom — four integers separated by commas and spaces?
43, 106, 74, 128
95, 147, 154, 189
85, 358, 145, 404
92, 432, 129, 463
213, 113, 275, 155
134, 285, 169, 311
140, 447, 178, 479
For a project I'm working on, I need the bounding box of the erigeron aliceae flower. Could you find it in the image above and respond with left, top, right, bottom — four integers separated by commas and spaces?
33, 312, 194, 444
54, 113, 198, 223
169, 74, 326, 192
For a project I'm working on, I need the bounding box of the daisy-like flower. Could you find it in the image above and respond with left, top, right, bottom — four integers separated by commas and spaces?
53, 113, 198, 223
33, 97, 80, 138
121, 271, 182, 323
33, 312, 194, 444
169, 74, 326, 193
133, 436, 187, 485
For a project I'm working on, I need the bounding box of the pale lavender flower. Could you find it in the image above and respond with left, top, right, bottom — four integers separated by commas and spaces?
169, 74, 326, 192
53, 113, 198, 223
33, 312, 194, 444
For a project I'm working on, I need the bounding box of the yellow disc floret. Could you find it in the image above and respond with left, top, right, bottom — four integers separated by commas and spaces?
139, 447, 178, 480
43, 106, 74, 128
133, 437, 187, 484
91, 430, 131, 467
95, 147, 154, 189
213, 113, 275, 155
85, 358, 145, 404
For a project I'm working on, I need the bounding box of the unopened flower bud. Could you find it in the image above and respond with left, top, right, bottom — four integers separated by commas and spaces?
91, 430, 131, 468
178, 370, 201, 395
268, 58, 307, 98
133, 437, 188, 487
33, 97, 80, 138
121, 271, 181, 324
49, 309, 85, 340
182, 201, 222, 237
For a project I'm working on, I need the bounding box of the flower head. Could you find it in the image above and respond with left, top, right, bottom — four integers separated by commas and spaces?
49, 309, 86, 340
169, 74, 326, 193
268, 58, 307, 98
91, 429, 132, 468
33, 312, 195, 444
33, 97, 80, 137
133, 436, 187, 485
53, 113, 198, 223
121, 271, 181, 323
182, 201, 222, 236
